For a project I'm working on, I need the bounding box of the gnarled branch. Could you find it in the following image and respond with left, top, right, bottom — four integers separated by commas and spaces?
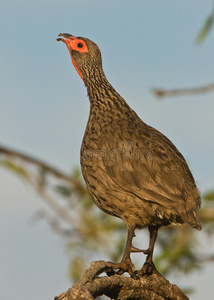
55, 260, 189, 300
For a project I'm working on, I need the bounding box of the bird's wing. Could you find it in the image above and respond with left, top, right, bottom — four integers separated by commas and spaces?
102, 121, 198, 211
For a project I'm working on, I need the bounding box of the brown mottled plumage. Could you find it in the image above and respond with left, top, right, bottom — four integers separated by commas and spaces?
57, 33, 201, 276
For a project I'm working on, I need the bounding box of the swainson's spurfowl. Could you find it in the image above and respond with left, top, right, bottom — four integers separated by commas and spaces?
57, 33, 201, 276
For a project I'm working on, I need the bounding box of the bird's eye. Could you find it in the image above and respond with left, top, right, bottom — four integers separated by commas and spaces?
77, 43, 83, 48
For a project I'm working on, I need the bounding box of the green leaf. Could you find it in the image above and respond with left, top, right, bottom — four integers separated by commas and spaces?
203, 190, 214, 201
69, 255, 86, 281
196, 9, 214, 44
0, 159, 29, 180
55, 185, 72, 197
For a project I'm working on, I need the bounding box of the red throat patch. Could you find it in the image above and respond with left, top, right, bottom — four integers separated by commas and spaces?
71, 57, 84, 81
65, 37, 88, 85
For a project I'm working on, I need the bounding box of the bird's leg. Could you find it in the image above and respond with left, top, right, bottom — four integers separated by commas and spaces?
137, 226, 159, 276
108, 227, 136, 277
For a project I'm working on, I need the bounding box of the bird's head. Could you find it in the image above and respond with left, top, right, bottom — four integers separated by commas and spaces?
57, 33, 103, 85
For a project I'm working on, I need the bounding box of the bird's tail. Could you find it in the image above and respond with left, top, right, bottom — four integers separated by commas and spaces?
183, 210, 202, 231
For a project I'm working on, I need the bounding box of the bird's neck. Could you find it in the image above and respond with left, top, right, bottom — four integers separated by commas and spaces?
82, 65, 128, 111
87, 78, 118, 103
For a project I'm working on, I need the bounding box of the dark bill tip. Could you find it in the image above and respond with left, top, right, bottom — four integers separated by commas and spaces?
58, 33, 74, 38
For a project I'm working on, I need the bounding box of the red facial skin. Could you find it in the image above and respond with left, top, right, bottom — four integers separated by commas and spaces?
57, 35, 88, 81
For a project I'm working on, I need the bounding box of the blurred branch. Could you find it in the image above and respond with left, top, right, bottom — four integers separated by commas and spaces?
31, 210, 74, 237
0, 144, 75, 185
154, 6, 214, 99
0, 144, 81, 226
153, 82, 214, 98
55, 260, 189, 300
33, 181, 79, 227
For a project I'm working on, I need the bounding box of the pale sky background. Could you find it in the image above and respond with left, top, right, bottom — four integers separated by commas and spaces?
0, 1, 214, 299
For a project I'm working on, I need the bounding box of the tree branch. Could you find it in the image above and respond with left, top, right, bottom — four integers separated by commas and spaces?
0, 144, 75, 185
55, 261, 189, 300
0, 144, 83, 228
153, 82, 214, 98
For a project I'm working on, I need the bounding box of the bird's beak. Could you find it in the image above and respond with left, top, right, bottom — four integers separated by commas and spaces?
57, 33, 75, 48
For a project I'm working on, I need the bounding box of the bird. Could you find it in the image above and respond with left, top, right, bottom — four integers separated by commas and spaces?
57, 33, 202, 276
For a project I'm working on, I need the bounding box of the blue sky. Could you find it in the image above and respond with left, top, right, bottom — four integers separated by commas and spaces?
0, 1, 214, 299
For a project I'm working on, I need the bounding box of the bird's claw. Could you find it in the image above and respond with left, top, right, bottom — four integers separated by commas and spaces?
142, 248, 151, 255
137, 261, 158, 277
107, 260, 136, 278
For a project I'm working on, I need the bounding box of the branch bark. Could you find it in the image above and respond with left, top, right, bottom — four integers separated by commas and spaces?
55, 261, 189, 300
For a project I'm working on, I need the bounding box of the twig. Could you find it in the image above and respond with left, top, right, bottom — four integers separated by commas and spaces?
0, 144, 75, 185
153, 82, 214, 98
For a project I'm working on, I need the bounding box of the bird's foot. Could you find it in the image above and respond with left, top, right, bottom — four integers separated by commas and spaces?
136, 261, 159, 277
108, 259, 136, 278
